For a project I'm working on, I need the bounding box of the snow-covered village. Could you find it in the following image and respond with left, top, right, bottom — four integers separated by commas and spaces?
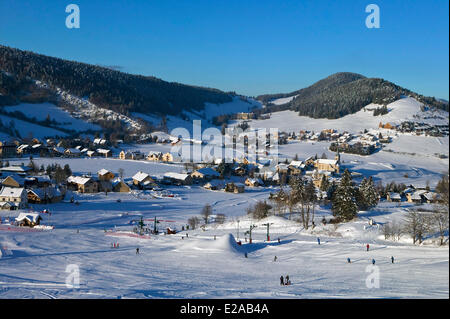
0, 1, 448, 304
0, 94, 448, 299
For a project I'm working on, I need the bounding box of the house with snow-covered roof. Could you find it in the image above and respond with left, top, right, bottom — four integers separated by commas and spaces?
203, 179, 225, 190
98, 169, 115, 181
387, 192, 402, 202
288, 160, 305, 175
0, 165, 31, 176
67, 176, 99, 193
27, 187, 63, 204
112, 179, 131, 193
163, 172, 192, 185
314, 158, 340, 174
96, 148, 112, 158
245, 178, 264, 187
1, 175, 25, 188
191, 167, 220, 180
132, 171, 156, 189
15, 212, 42, 227
0, 186, 28, 209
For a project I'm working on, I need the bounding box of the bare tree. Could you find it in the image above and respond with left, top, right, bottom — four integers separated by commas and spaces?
392, 221, 404, 241
187, 216, 200, 230
382, 223, 392, 240
383, 221, 403, 241
404, 210, 430, 245
247, 201, 272, 220
431, 208, 449, 246
201, 204, 212, 225
431, 171, 449, 245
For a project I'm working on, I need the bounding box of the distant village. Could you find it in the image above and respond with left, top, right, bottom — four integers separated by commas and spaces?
0, 129, 442, 229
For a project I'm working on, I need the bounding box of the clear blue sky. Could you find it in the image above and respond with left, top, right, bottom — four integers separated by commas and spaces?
1, 0, 448, 99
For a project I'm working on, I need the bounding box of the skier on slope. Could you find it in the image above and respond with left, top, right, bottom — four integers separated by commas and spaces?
391, 256, 394, 264
347, 257, 351, 263
136, 248, 139, 255
372, 259, 376, 265
280, 276, 284, 286
366, 244, 370, 251
317, 237, 321, 245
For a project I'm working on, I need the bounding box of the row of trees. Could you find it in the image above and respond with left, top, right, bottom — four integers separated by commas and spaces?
373, 105, 389, 116
264, 170, 379, 226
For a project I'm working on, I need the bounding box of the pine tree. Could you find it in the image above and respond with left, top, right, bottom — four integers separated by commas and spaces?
332, 169, 358, 221
63, 164, 72, 178
289, 176, 304, 207
362, 176, 379, 208
304, 180, 317, 229
319, 175, 330, 192
54, 165, 66, 184
356, 178, 367, 210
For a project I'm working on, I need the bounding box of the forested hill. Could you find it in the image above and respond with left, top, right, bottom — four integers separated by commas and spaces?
0, 45, 233, 116
257, 72, 449, 119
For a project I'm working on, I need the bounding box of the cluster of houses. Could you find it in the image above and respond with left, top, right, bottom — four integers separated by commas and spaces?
184, 153, 343, 195
279, 129, 390, 156
386, 185, 440, 204
119, 150, 175, 162
61, 151, 343, 197
67, 169, 132, 194
1, 137, 114, 159
235, 112, 271, 121
0, 165, 64, 210
395, 121, 449, 137
379, 120, 449, 137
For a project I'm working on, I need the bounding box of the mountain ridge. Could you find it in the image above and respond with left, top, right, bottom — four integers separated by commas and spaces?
0, 45, 234, 116
257, 72, 449, 119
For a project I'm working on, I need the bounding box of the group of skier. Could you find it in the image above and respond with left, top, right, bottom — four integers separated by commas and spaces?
276, 239, 397, 286
345, 244, 396, 265
280, 275, 291, 286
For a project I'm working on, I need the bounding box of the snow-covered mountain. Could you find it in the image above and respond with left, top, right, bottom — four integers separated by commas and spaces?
241, 97, 449, 134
